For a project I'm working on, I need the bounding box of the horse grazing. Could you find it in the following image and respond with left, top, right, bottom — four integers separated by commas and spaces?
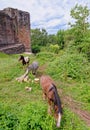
40, 75, 62, 128
19, 55, 30, 65
22, 61, 39, 78
16, 61, 39, 82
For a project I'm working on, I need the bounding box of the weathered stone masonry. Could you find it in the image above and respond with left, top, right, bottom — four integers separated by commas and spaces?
0, 8, 31, 54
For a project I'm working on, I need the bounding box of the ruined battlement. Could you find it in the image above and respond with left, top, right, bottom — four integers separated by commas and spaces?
0, 7, 31, 54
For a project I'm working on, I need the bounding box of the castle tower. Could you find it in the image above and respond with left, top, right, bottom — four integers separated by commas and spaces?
0, 7, 31, 54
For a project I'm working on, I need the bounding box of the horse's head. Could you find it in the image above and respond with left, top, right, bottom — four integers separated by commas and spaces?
54, 105, 62, 127
18, 55, 24, 61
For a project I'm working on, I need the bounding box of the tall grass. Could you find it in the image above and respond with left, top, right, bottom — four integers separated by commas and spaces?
47, 53, 90, 82
0, 52, 90, 130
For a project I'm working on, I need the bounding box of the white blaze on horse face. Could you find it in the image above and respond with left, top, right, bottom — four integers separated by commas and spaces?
56, 113, 61, 127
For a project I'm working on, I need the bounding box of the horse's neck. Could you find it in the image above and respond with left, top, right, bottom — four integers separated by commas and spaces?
22, 58, 26, 64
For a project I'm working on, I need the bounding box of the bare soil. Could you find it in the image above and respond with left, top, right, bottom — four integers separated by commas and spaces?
58, 89, 90, 127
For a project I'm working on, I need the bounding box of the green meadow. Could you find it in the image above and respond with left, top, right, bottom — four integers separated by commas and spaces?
0, 49, 90, 130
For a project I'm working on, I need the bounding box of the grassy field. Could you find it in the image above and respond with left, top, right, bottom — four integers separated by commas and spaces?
0, 51, 90, 130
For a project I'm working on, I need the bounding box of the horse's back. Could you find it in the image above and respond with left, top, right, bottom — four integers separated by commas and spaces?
28, 61, 38, 70
32, 61, 39, 69
40, 75, 55, 92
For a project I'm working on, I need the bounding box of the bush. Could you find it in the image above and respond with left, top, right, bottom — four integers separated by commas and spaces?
36, 52, 56, 64
31, 45, 40, 54
77, 42, 90, 61
49, 44, 60, 54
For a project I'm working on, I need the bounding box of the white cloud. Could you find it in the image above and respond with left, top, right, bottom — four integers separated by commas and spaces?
0, 0, 90, 34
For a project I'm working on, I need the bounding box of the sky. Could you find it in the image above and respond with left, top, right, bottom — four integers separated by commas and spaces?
0, 0, 90, 34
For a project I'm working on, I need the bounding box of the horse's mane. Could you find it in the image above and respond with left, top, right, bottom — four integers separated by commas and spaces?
52, 83, 62, 114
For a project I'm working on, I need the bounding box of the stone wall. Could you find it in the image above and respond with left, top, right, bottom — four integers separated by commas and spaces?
0, 7, 31, 54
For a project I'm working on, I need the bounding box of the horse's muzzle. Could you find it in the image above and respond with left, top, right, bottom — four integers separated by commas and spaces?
56, 113, 62, 127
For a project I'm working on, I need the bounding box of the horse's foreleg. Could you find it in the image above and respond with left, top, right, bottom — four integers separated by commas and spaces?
48, 99, 53, 115
43, 93, 47, 100
23, 69, 29, 78
32, 69, 37, 75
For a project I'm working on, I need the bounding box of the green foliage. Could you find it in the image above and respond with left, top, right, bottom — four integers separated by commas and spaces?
0, 52, 9, 58
49, 44, 60, 54
31, 45, 41, 54
77, 42, 90, 61
56, 30, 65, 49
36, 51, 56, 64
0, 52, 90, 130
0, 103, 55, 130
47, 53, 90, 81
70, 83, 90, 105
69, 4, 90, 43
0, 103, 89, 130
31, 28, 48, 47
18, 103, 55, 130
47, 34, 57, 45
0, 104, 19, 130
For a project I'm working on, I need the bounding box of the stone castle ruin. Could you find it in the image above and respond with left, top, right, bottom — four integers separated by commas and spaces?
0, 8, 31, 54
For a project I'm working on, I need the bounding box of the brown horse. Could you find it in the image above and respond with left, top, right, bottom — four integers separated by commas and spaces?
40, 75, 62, 127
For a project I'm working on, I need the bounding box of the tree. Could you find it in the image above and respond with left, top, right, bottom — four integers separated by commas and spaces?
47, 34, 57, 45
56, 30, 65, 49
31, 28, 48, 53
69, 4, 90, 43
31, 28, 48, 46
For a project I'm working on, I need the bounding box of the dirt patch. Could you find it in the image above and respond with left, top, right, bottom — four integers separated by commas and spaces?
37, 64, 48, 77
58, 89, 90, 127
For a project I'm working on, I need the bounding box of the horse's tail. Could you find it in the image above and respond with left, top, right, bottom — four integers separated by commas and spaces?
52, 84, 62, 114
52, 84, 62, 127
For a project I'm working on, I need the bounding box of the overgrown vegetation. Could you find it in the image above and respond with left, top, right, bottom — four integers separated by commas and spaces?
0, 47, 90, 130
0, 4, 90, 130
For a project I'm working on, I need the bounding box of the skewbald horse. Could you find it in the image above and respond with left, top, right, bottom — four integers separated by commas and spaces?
19, 55, 30, 65
40, 75, 62, 127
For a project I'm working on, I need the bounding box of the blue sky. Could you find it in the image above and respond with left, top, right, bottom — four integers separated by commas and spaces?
0, 0, 90, 34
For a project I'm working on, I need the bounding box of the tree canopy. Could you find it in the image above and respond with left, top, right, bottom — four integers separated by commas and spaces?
69, 4, 90, 43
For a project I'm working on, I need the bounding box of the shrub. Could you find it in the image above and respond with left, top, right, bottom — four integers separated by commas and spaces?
31, 45, 40, 54
36, 52, 56, 64
77, 42, 90, 62
49, 44, 60, 54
